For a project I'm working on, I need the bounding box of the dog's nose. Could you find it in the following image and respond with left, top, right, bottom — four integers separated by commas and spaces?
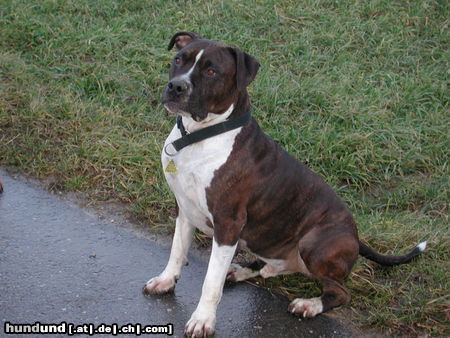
167, 78, 189, 95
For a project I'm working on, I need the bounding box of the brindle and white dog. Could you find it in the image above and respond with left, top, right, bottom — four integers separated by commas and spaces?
143, 32, 426, 337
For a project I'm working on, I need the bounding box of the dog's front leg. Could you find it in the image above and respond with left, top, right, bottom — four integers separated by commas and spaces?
185, 238, 237, 337
143, 213, 194, 294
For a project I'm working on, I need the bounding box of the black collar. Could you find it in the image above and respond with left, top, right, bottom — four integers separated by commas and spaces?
164, 108, 252, 156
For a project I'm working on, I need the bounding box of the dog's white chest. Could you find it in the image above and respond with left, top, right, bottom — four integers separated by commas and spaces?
162, 123, 241, 235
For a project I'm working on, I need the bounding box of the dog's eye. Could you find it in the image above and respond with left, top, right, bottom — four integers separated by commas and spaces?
206, 69, 216, 76
174, 57, 181, 65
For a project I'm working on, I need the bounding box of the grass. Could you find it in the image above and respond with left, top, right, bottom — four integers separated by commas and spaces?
0, 0, 448, 335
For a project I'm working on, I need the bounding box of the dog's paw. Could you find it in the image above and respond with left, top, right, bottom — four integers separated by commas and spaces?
226, 263, 259, 282
143, 275, 176, 295
288, 297, 323, 318
184, 310, 216, 337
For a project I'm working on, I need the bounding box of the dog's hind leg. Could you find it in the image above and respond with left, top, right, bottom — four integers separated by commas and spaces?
226, 259, 264, 282
143, 212, 194, 294
227, 263, 260, 282
289, 229, 358, 317
288, 277, 351, 317
227, 257, 299, 282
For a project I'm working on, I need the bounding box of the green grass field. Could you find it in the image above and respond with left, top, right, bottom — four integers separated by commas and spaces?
0, 0, 448, 335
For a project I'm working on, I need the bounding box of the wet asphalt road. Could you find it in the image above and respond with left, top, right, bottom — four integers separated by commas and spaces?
0, 169, 354, 337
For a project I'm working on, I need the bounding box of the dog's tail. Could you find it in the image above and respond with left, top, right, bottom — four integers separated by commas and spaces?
359, 240, 426, 266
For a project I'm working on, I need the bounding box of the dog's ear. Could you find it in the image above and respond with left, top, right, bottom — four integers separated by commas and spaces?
168, 31, 202, 51
229, 47, 260, 90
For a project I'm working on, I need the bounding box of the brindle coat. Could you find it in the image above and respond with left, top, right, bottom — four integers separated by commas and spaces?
145, 32, 425, 337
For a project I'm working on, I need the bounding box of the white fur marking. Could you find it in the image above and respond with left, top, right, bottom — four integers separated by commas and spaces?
144, 214, 194, 294
162, 104, 239, 235
172, 49, 204, 85
260, 261, 285, 278
185, 240, 237, 336
187, 49, 204, 78
227, 263, 260, 282
417, 241, 427, 252
182, 104, 234, 133
289, 297, 323, 317
159, 214, 194, 278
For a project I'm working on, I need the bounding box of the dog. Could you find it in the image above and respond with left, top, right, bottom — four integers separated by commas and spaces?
143, 32, 426, 337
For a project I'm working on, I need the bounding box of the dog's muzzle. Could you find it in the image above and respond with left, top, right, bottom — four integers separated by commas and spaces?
167, 78, 190, 96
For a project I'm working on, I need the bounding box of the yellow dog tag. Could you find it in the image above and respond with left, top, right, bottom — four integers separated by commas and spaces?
164, 160, 178, 174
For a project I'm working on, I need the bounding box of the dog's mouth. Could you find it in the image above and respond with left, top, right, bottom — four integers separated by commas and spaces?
161, 81, 210, 121
163, 102, 190, 117
162, 87, 191, 115
163, 102, 179, 114
163, 101, 209, 122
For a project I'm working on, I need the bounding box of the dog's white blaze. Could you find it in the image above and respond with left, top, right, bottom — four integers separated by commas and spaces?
187, 240, 237, 324
173, 49, 204, 85
162, 104, 239, 236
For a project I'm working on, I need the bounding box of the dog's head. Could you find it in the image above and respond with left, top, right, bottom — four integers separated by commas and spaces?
162, 31, 260, 122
